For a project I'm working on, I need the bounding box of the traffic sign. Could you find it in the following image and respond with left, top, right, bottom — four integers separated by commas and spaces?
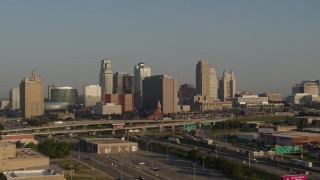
275, 145, 300, 154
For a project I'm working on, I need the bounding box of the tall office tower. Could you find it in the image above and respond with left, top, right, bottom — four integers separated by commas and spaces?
48, 85, 78, 105
142, 74, 178, 114
99, 59, 113, 95
195, 60, 218, 100
218, 70, 236, 101
20, 71, 44, 118
292, 80, 320, 96
179, 83, 196, 105
84, 85, 102, 107
134, 62, 151, 108
123, 74, 134, 94
113, 72, 134, 94
9, 88, 20, 110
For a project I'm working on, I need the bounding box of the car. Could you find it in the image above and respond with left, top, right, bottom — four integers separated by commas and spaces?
137, 162, 145, 165
250, 158, 258, 163
136, 176, 144, 180
152, 167, 161, 171
235, 149, 241, 152
286, 167, 293, 171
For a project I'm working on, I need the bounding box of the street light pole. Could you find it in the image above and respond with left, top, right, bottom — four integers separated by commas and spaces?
192, 162, 197, 180
202, 156, 205, 173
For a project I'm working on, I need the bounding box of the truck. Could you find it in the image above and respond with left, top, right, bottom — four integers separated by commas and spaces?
201, 138, 213, 145
168, 137, 180, 144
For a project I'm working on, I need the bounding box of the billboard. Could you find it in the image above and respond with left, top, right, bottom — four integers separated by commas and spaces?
281, 174, 307, 180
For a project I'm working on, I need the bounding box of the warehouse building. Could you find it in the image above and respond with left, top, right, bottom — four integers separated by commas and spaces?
79, 138, 138, 154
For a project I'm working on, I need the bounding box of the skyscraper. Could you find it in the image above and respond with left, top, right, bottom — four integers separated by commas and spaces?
113, 72, 134, 94
134, 62, 151, 108
218, 70, 236, 101
99, 59, 113, 95
84, 85, 102, 107
9, 88, 20, 110
142, 74, 178, 114
196, 60, 218, 100
20, 71, 44, 118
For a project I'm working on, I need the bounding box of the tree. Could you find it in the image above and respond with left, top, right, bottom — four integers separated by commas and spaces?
26, 142, 37, 149
188, 149, 201, 161
37, 139, 70, 158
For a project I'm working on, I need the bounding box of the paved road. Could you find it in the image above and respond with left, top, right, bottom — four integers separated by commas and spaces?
195, 129, 320, 179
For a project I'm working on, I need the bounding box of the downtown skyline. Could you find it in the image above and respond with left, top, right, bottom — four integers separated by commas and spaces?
1, 1, 320, 98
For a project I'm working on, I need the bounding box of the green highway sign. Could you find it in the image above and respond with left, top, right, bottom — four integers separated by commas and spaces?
275, 145, 300, 154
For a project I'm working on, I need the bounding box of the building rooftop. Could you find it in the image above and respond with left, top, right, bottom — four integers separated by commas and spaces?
2, 169, 60, 178
13, 148, 48, 159
82, 138, 137, 145
272, 131, 320, 138
0, 141, 15, 147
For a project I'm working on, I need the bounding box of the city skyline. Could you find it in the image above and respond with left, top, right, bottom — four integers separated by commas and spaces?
1, 1, 320, 98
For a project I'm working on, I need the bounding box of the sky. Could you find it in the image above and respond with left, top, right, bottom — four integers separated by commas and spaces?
0, 0, 319, 99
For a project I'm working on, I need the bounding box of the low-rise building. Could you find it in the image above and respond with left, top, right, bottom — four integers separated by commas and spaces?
1, 134, 35, 144
93, 102, 121, 115
191, 101, 232, 111
0, 142, 49, 171
0, 169, 65, 180
79, 138, 138, 154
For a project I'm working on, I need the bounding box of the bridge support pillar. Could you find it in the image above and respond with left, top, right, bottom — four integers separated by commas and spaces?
142, 128, 146, 133
112, 130, 115, 135
172, 125, 176, 132
159, 126, 163, 132
92, 131, 96, 136
48, 134, 52, 139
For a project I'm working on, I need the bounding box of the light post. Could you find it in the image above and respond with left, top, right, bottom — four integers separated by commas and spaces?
166, 146, 169, 163
78, 146, 80, 159
202, 156, 205, 173
120, 162, 123, 180
192, 161, 199, 180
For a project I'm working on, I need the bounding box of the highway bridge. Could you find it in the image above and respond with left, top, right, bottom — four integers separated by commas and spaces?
1, 118, 228, 136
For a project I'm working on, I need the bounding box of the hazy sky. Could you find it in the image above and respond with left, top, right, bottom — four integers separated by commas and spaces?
1, 0, 319, 99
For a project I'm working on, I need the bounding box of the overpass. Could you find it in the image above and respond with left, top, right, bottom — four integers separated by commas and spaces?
1, 118, 228, 136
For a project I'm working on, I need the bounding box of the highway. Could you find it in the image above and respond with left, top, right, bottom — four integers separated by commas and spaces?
2, 118, 228, 135
72, 147, 230, 180
195, 129, 320, 179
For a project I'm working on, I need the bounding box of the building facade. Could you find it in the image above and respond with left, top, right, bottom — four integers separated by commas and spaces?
99, 59, 113, 95
292, 80, 320, 96
259, 92, 283, 102
234, 93, 268, 107
20, 71, 44, 118
218, 70, 236, 101
142, 74, 178, 114
93, 102, 121, 115
179, 83, 196, 105
9, 88, 20, 110
196, 60, 218, 100
134, 62, 151, 108
113, 72, 134, 94
48, 85, 78, 105
104, 94, 134, 113
84, 85, 102, 107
